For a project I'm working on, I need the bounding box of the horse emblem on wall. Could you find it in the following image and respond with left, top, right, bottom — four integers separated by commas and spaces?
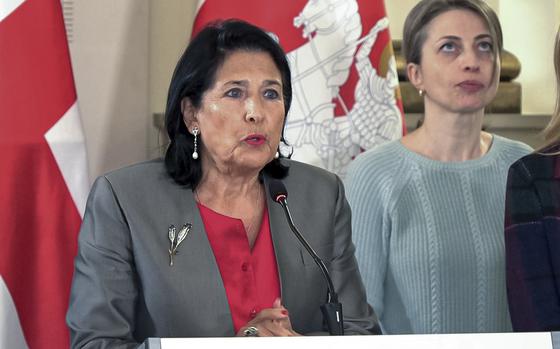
194, 0, 404, 177
285, 0, 403, 176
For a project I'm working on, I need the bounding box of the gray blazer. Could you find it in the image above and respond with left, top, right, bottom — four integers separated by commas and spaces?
67, 159, 379, 348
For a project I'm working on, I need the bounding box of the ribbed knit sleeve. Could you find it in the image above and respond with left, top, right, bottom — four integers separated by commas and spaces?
346, 143, 405, 324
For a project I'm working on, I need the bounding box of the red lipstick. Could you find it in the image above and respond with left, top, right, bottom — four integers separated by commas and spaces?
243, 134, 266, 145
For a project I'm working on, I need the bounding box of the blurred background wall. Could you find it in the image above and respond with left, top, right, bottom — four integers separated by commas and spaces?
66, 0, 560, 182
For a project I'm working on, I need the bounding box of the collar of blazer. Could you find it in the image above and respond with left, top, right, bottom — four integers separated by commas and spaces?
262, 168, 314, 324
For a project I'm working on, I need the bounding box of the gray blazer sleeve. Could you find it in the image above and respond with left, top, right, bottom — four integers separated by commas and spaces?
330, 176, 380, 335
67, 177, 140, 349
265, 162, 379, 335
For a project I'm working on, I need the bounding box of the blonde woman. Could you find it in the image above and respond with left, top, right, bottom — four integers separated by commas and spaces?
505, 29, 560, 332
346, 0, 532, 334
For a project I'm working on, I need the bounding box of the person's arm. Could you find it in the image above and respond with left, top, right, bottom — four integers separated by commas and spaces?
345, 159, 390, 334
330, 175, 381, 335
505, 160, 560, 331
67, 176, 140, 348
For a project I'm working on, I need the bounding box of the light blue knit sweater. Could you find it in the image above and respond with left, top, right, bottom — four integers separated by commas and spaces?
346, 135, 532, 334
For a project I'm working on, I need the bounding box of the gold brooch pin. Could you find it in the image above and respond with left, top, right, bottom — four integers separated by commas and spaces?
168, 223, 191, 266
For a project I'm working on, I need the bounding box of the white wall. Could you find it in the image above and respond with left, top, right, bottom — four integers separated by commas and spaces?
386, 0, 423, 39
148, 0, 197, 119
69, 0, 560, 181
69, 0, 149, 181
500, 0, 558, 114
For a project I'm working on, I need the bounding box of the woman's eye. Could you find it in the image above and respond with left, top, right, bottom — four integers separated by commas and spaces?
478, 41, 493, 52
225, 88, 243, 98
440, 42, 456, 52
263, 89, 280, 100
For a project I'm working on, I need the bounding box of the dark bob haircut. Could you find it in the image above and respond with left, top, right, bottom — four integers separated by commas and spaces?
164, 19, 292, 188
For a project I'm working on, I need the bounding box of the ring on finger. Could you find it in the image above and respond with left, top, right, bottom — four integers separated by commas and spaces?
243, 326, 259, 337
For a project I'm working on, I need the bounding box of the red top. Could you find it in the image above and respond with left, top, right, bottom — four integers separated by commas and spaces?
198, 203, 281, 333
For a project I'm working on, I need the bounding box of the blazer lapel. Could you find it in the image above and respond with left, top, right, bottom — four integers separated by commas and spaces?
263, 175, 308, 318
173, 188, 235, 335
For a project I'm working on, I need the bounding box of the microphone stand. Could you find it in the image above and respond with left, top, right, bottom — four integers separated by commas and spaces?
275, 195, 344, 335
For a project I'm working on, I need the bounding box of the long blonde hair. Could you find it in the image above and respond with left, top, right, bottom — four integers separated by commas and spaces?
541, 28, 560, 150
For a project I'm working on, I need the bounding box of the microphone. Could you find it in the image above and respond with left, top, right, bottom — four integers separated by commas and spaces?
268, 178, 344, 335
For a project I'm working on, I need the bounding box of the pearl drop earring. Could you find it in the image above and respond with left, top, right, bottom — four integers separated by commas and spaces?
192, 127, 199, 160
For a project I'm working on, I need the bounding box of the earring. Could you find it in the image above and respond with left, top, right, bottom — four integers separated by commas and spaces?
418, 89, 425, 97
274, 151, 279, 159
192, 127, 199, 160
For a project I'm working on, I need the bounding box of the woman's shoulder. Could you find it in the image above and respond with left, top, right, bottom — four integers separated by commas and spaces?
492, 134, 533, 160
280, 159, 340, 187
87, 159, 190, 216
344, 141, 411, 208
354, 140, 403, 162
272, 159, 344, 206
99, 159, 178, 191
508, 144, 560, 184
346, 140, 407, 182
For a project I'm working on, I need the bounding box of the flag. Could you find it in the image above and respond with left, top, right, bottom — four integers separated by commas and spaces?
0, 0, 89, 348
193, 0, 404, 176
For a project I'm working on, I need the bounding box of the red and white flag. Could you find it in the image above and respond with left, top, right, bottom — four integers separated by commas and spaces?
194, 0, 404, 176
0, 0, 88, 348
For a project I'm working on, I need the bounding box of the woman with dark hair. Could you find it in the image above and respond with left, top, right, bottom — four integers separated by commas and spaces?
505, 28, 560, 332
346, 0, 532, 334
66, 20, 378, 347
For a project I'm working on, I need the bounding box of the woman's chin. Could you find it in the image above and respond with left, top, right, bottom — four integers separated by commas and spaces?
231, 153, 276, 172
449, 101, 487, 114
455, 95, 495, 113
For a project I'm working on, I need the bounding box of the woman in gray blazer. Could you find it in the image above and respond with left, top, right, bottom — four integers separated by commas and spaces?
66, 20, 378, 348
